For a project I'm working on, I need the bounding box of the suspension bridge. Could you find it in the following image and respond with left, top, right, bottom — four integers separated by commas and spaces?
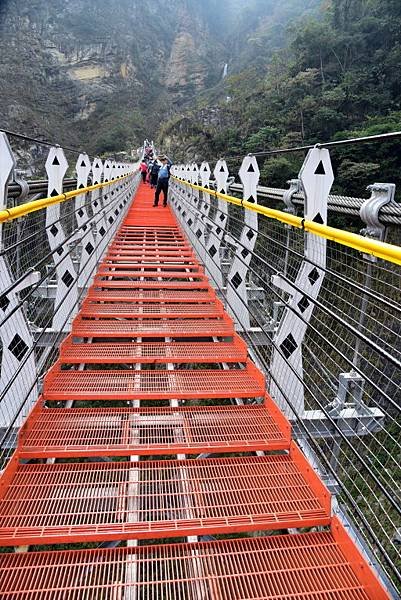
0, 131, 399, 598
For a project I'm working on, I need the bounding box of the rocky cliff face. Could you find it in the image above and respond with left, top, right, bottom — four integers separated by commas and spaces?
0, 0, 228, 154
0, 0, 320, 157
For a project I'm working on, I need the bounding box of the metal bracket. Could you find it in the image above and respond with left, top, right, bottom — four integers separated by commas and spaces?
360, 183, 395, 241
283, 178, 302, 216
271, 301, 285, 329
327, 371, 373, 418
13, 172, 30, 203
13, 271, 41, 294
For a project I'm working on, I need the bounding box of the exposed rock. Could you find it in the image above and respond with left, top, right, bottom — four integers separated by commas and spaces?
166, 32, 206, 91
0, 0, 227, 154
0, 0, 320, 158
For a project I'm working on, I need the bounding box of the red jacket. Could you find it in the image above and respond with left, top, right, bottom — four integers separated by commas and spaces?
139, 161, 147, 172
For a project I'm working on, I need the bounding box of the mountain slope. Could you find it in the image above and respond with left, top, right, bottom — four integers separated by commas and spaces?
0, 0, 225, 153
0, 0, 319, 155
158, 0, 401, 198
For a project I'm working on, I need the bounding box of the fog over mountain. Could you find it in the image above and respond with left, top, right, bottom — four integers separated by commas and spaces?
0, 0, 320, 153
2, 0, 400, 198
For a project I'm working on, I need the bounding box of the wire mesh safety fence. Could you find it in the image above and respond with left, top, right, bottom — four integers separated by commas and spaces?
170, 155, 401, 594
0, 132, 139, 467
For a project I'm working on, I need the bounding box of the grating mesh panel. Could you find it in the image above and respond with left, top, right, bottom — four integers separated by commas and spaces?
72, 316, 234, 337
100, 262, 203, 271
0, 521, 388, 600
88, 289, 216, 302
91, 280, 210, 289
80, 301, 224, 318
61, 337, 247, 363
19, 403, 290, 458
95, 269, 207, 280
43, 366, 265, 400
0, 452, 330, 545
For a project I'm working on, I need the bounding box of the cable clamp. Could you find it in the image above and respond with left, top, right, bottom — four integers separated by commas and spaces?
300, 218, 305, 230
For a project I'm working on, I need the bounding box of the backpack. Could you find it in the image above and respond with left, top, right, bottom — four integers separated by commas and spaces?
151, 162, 161, 175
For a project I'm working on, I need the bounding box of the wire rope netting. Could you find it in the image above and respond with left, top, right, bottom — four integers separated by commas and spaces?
171, 170, 401, 593
0, 136, 139, 466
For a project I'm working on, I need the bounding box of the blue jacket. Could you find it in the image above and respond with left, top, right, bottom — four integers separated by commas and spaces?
158, 164, 170, 180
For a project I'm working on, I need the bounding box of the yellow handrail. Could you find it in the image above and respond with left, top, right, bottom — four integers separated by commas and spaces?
0, 172, 135, 223
172, 176, 401, 266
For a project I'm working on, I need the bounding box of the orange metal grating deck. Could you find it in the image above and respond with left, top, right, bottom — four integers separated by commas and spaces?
95, 270, 208, 280
89, 279, 211, 289
18, 400, 290, 458
0, 519, 388, 600
72, 314, 234, 337
59, 334, 247, 363
0, 446, 330, 546
43, 360, 265, 400
0, 181, 389, 599
87, 287, 216, 302
80, 299, 225, 317
99, 260, 204, 270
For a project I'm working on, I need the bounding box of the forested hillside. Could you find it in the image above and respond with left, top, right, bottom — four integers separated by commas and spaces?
1, 0, 400, 195
0, 0, 317, 156
160, 0, 401, 196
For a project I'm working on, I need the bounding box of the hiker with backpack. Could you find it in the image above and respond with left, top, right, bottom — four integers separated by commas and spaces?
153, 155, 172, 207
149, 159, 160, 189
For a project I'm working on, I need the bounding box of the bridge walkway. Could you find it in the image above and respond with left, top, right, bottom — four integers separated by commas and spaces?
0, 183, 388, 598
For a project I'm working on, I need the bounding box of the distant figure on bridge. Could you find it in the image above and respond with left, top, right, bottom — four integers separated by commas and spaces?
149, 159, 161, 189
139, 160, 148, 183
153, 156, 171, 207
144, 145, 154, 160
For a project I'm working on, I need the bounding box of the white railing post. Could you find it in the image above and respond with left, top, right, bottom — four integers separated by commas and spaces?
226, 155, 260, 330
91, 158, 107, 262
0, 133, 38, 427
76, 153, 96, 289
198, 161, 211, 266
45, 146, 79, 332
270, 147, 333, 418
204, 159, 229, 290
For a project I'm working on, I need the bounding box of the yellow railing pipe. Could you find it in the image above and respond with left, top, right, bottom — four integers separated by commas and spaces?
172, 176, 401, 266
0, 172, 135, 224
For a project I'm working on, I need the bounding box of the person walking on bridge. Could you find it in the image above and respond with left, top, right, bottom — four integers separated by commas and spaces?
149, 158, 160, 189
139, 159, 148, 183
153, 156, 171, 207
